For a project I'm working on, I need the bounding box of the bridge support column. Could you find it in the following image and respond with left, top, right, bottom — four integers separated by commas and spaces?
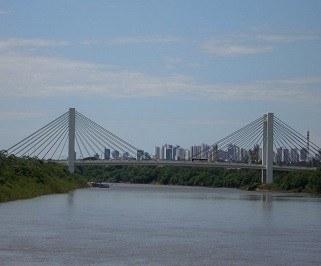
265, 113, 274, 184
261, 114, 267, 184
262, 113, 274, 184
68, 108, 76, 173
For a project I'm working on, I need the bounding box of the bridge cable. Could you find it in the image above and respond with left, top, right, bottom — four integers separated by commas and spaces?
76, 115, 120, 156
40, 124, 69, 160
21, 116, 69, 157
15, 115, 68, 157
76, 111, 139, 152
50, 130, 69, 160
75, 131, 91, 158
76, 113, 137, 157
7, 111, 68, 153
195, 115, 264, 159
274, 120, 319, 155
202, 117, 264, 160
275, 116, 320, 152
76, 112, 138, 155
8, 112, 68, 155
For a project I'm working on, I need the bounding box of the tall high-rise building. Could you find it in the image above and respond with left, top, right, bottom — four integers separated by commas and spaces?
191, 145, 202, 159
165, 146, 173, 160
276, 148, 283, 164
218, 149, 228, 161
249, 144, 260, 163
104, 148, 110, 160
137, 150, 144, 160
240, 148, 248, 162
155, 146, 161, 160
209, 144, 218, 162
122, 152, 130, 160
201, 143, 210, 159
290, 148, 299, 164
227, 144, 235, 161
161, 144, 173, 160
185, 149, 191, 161
172, 145, 180, 160
175, 147, 185, 161
300, 148, 308, 162
283, 148, 290, 164
112, 150, 120, 159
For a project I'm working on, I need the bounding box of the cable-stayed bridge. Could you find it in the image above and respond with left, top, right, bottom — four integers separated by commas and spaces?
5, 108, 321, 184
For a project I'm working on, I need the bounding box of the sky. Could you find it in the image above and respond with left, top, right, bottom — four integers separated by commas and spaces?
0, 0, 321, 153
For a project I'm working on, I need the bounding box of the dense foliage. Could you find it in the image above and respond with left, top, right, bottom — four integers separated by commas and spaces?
77, 165, 261, 189
77, 165, 321, 194
0, 152, 87, 202
270, 169, 321, 193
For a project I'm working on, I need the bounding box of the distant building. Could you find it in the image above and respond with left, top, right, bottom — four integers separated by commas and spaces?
104, 148, 110, 160
249, 144, 260, 163
161, 144, 173, 160
191, 145, 202, 159
165, 146, 173, 160
290, 148, 299, 164
172, 145, 180, 160
227, 144, 235, 161
240, 148, 248, 163
283, 149, 290, 164
137, 150, 144, 160
258, 148, 262, 162
122, 152, 130, 160
300, 148, 308, 162
185, 149, 191, 161
112, 150, 120, 159
155, 146, 161, 160
209, 144, 218, 162
276, 148, 283, 164
161, 146, 165, 160
144, 152, 151, 160
218, 149, 228, 161
201, 143, 210, 159
175, 147, 185, 160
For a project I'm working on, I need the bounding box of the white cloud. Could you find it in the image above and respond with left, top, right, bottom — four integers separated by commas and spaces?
201, 32, 320, 57
81, 36, 181, 46
0, 38, 69, 51
201, 40, 272, 56
256, 33, 320, 43
0, 52, 320, 103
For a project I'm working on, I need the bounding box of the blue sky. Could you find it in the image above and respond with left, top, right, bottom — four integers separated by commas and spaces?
0, 0, 321, 153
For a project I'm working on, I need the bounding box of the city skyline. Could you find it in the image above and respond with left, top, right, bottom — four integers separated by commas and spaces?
73, 137, 320, 166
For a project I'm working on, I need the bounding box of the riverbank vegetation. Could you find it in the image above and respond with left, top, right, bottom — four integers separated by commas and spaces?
77, 165, 321, 194
0, 152, 87, 203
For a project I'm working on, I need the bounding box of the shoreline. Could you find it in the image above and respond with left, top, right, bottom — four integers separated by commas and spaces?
1, 181, 320, 204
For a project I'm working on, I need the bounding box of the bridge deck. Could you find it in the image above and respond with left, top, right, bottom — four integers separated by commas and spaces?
51, 160, 317, 172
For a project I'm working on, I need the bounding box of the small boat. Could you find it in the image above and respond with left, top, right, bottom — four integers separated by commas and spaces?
90, 182, 110, 188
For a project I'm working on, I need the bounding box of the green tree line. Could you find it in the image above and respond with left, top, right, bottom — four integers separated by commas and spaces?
0, 152, 86, 203
77, 165, 321, 194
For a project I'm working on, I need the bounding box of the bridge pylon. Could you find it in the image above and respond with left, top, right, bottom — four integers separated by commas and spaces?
261, 113, 274, 184
68, 108, 76, 173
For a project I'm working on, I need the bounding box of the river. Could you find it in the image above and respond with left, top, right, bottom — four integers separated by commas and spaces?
0, 184, 321, 265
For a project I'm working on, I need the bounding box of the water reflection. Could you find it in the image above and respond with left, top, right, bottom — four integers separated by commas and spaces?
67, 190, 74, 206
262, 193, 272, 209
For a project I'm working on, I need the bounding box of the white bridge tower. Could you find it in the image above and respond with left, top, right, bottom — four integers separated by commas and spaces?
261, 112, 274, 184
68, 108, 76, 173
